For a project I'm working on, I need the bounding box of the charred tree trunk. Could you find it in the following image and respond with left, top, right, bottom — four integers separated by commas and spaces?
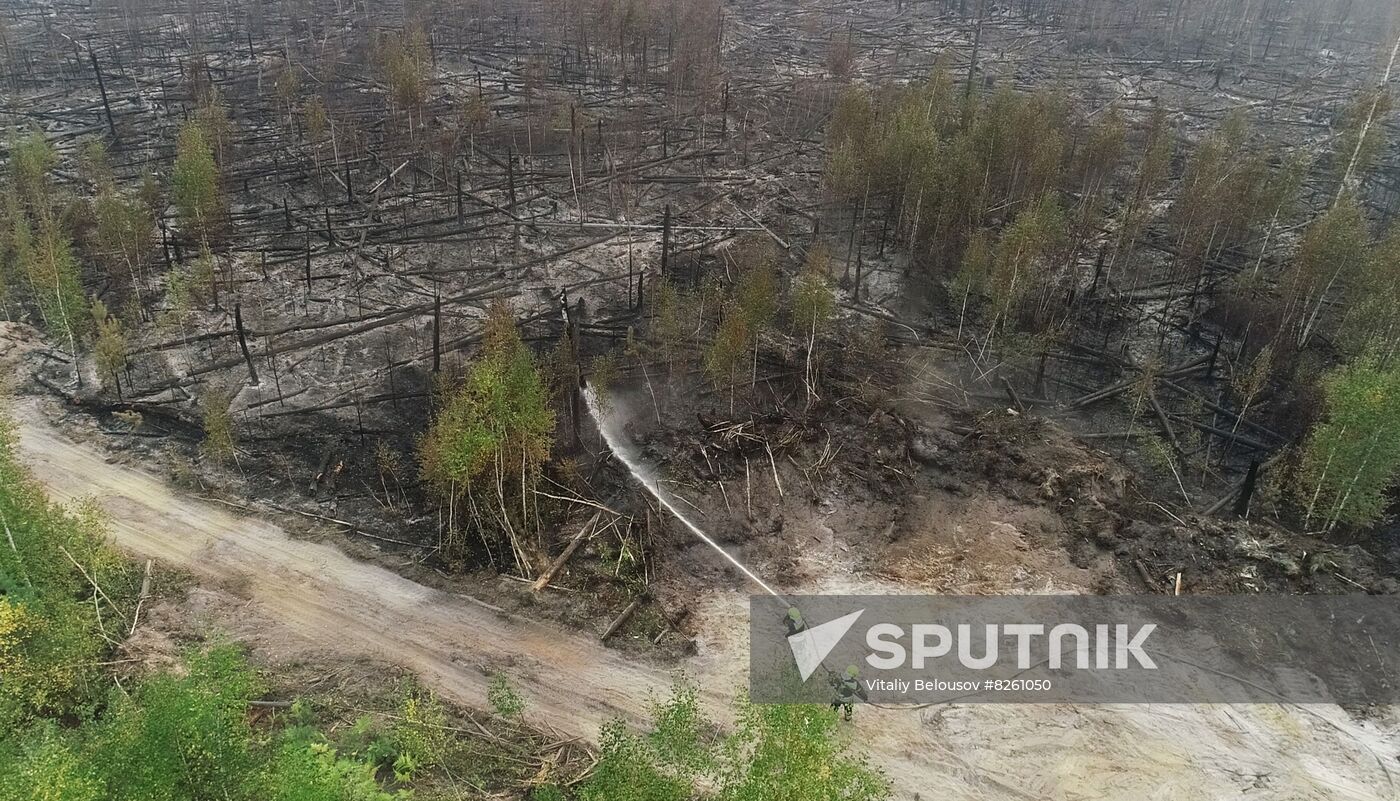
1232, 460, 1261, 518
432, 288, 442, 374
660, 204, 671, 277
88, 46, 116, 141
234, 303, 259, 385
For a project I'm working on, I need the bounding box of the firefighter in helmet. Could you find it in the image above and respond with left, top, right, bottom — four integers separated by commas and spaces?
831, 664, 867, 721
784, 607, 807, 636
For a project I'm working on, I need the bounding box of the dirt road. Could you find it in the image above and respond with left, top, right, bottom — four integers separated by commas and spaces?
13, 396, 689, 729
12, 392, 1400, 800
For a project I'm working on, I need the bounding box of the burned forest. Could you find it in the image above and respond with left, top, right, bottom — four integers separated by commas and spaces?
3, 0, 1400, 799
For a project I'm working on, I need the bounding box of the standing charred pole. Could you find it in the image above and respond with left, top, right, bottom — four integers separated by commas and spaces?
506, 147, 520, 245
964, 0, 987, 101
432, 288, 442, 374
563, 291, 586, 451
234, 303, 259, 385
88, 44, 117, 141
660, 204, 671, 277
455, 171, 464, 224
1233, 461, 1261, 519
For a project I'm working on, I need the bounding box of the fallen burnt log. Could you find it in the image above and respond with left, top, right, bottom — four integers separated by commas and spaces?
1064, 356, 1210, 410
34, 372, 203, 434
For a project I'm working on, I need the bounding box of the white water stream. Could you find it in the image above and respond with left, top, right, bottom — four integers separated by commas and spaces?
582, 386, 787, 601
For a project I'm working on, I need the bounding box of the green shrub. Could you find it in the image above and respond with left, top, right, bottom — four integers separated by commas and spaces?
488, 673, 526, 722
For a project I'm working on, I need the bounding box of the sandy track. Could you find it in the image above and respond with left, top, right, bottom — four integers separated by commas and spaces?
14, 398, 684, 735
13, 395, 1400, 800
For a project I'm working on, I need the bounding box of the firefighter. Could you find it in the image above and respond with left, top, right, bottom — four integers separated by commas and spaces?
784, 607, 807, 636
830, 665, 867, 721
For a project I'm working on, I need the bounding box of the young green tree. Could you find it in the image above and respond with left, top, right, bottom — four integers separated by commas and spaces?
461, 91, 490, 133
0, 724, 102, 801
1068, 105, 1124, 258
77, 138, 113, 188
1244, 151, 1310, 284
1167, 112, 1278, 278
162, 247, 218, 333
304, 95, 329, 143
734, 237, 780, 385
387, 686, 450, 780
1296, 357, 1400, 530
0, 416, 128, 732
486, 674, 527, 723
0, 419, 405, 801
378, 26, 430, 127
580, 683, 708, 801
419, 300, 555, 571
1343, 223, 1400, 358
790, 247, 836, 406
1334, 87, 1393, 195
92, 645, 262, 801
1281, 193, 1370, 349
27, 221, 88, 360
650, 277, 688, 377
274, 56, 301, 127
1109, 105, 1172, 276
91, 188, 155, 309
579, 682, 888, 801
4, 133, 88, 363
196, 91, 234, 168
10, 132, 56, 214
705, 305, 750, 413
985, 195, 1067, 334
171, 120, 224, 244
588, 350, 621, 414
1228, 343, 1273, 442
715, 697, 889, 801
264, 729, 394, 801
303, 96, 331, 172
824, 88, 875, 203
90, 299, 128, 398
200, 385, 236, 463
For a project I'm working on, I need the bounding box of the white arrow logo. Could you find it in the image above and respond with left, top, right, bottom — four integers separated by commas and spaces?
787, 609, 865, 681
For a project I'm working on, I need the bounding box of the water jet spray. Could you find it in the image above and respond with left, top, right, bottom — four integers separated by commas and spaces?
583, 386, 787, 602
